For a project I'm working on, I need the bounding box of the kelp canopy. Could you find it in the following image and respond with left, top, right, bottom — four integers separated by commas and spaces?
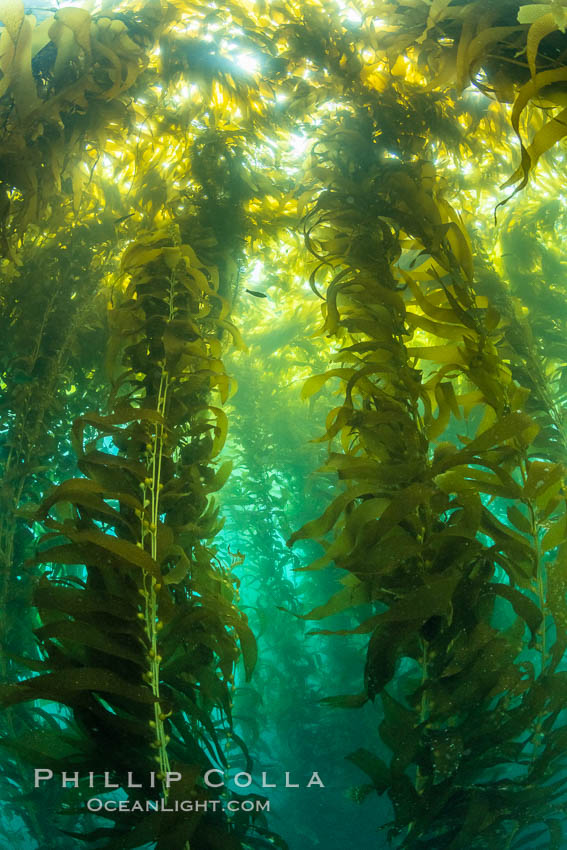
2, 0, 567, 847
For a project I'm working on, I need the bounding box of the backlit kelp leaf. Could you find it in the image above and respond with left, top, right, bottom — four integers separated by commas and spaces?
217, 319, 248, 351
501, 66, 567, 195
0, 668, 155, 707
0, 729, 90, 767
481, 510, 536, 574
382, 570, 461, 625
545, 819, 564, 850
234, 619, 257, 682
405, 311, 474, 340
346, 748, 390, 794
541, 511, 567, 552
300, 579, 369, 620
365, 620, 414, 698
506, 504, 532, 536
162, 544, 191, 585
407, 343, 464, 364
524, 460, 565, 509
405, 275, 464, 325
358, 483, 433, 546
34, 526, 161, 577
300, 368, 354, 400
34, 578, 135, 620
524, 11, 558, 77
34, 620, 143, 666
287, 482, 374, 546
78, 451, 147, 493
0, 0, 25, 43
491, 583, 543, 644
547, 545, 567, 671
459, 412, 537, 454
380, 690, 421, 778
446, 490, 482, 537
436, 466, 523, 500
428, 381, 460, 440
295, 485, 432, 571
72, 406, 165, 456
207, 405, 228, 457
460, 23, 523, 91
37, 477, 141, 524
320, 693, 369, 708
8, 12, 40, 119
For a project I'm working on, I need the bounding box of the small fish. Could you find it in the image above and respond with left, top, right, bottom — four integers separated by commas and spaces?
245, 289, 267, 298
114, 213, 135, 225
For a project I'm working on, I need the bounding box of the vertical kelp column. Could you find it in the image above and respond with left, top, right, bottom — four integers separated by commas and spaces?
0, 224, 261, 849
288, 105, 567, 848
0, 4, 161, 843
0, 228, 111, 847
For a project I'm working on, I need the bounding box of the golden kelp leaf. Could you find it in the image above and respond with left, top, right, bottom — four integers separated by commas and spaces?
211, 372, 231, 404
460, 412, 537, 454
11, 15, 39, 118
301, 580, 369, 621
287, 482, 374, 546
217, 319, 248, 351
491, 583, 543, 642
525, 462, 565, 513
464, 26, 522, 87
444, 220, 474, 282
71, 164, 88, 214
522, 106, 567, 174
208, 460, 233, 493
234, 619, 257, 681
55, 6, 90, 54
208, 405, 228, 457
121, 245, 164, 271
502, 66, 567, 193
45, 526, 161, 577
506, 505, 532, 536
39, 477, 141, 519
49, 16, 78, 80
322, 453, 381, 481
162, 247, 182, 269
0, 0, 24, 43
407, 343, 464, 364
405, 274, 463, 324
525, 11, 558, 78
455, 13, 476, 90
0, 29, 15, 98
405, 311, 473, 340
435, 467, 522, 500
301, 368, 354, 400
72, 406, 165, 455
429, 381, 460, 440
416, 0, 453, 44
184, 262, 213, 293
542, 513, 567, 553
345, 497, 390, 543
163, 544, 191, 585
92, 38, 125, 99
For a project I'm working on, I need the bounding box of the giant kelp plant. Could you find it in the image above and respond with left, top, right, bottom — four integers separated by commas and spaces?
2, 0, 567, 848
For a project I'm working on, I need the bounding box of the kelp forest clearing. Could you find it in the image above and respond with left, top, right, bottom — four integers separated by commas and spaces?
3, 0, 567, 847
